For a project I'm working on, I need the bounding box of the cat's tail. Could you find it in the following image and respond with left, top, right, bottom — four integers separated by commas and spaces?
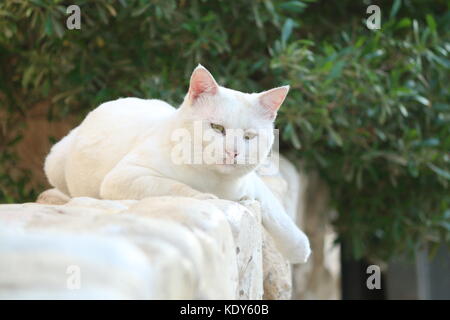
44, 127, 79, 197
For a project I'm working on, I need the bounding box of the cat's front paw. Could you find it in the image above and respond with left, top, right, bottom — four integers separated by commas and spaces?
287, 233, 312, 264
193, 193, 219, 200
239, 195, 253, 201
238, 195, 258, 207
36, 188, 70, 205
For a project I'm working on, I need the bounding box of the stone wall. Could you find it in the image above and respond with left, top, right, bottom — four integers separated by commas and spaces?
0, 157, 341, 299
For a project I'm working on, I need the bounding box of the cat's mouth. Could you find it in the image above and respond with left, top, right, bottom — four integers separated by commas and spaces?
220, 158, 243, 166
211, 158, 258, 176
218, 159, 257, 168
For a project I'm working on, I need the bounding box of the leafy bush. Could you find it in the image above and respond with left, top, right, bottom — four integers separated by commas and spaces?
0, 0, 449, 261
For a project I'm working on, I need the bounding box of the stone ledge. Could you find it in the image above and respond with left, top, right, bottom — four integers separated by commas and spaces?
0, 196, 268, 299
0, 172, 295, 300
0, 156, 342, 299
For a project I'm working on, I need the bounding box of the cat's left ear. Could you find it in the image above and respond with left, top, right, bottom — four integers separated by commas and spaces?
258, 85, 290, 120
188, 64, 219, 101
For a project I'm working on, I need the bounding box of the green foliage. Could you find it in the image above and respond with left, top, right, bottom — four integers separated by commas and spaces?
0, 0, 449, 261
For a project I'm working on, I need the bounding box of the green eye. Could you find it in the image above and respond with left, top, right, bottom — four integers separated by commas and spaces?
244, 132, 257, 140
211, 123, 225, 135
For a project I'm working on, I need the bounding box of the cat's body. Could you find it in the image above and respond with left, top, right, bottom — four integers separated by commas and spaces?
44, 65, 311, 263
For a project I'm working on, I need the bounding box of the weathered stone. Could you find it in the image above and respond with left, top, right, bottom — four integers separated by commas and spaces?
262, 229, 292, 300
258, 156, 299, 300
261, 156, 341, 300
0, 156, 341, 300
210, 199, 263, 300
0, 197, 262, 299
0, 227, 155, 299
128, 197, 239, 299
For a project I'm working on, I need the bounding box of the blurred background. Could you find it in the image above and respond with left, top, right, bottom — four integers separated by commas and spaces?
0, 0, 449, 299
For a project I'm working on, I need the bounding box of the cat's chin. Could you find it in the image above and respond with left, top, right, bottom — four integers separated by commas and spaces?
212, 163, 257, 176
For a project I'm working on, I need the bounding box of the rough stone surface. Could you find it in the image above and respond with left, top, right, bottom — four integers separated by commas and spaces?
258, 157, 295, 300
0, 199, 243, 299
260, 157, 341, 300
0, 156, 341, 299
0, 198, 268, 299
262, 229, 292, 300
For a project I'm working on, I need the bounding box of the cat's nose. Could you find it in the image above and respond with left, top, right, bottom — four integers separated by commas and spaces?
226, 150, 238, 158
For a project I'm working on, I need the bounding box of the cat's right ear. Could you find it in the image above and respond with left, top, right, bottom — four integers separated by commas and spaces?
258, 85, 290, 120
188, 64, 219, 101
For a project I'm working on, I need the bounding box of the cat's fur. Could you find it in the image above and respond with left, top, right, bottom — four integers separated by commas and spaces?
44, 65, 311, 263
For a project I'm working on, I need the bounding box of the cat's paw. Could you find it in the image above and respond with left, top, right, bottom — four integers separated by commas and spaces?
239, 195, 253, 201
36, 188, 70, 205
193, 193, 219, 200
286, 233, 312, 264
238, 195, 258, 207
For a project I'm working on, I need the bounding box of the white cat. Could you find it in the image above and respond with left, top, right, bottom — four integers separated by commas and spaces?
44, 65, 311, 263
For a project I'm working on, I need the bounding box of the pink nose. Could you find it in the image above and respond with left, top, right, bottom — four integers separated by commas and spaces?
226, 150, 238, 158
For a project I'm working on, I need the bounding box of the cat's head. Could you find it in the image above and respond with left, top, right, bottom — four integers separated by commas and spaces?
172, 65, 288, 176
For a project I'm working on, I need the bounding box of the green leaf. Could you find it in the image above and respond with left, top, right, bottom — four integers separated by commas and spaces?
44, 14, 53, 36
421, 138, 440, 147
426, 14, 436, 33
328, 128, 343, 147
390, 0, 401, 19
427, 163, 450, 180
279, 1, 308, 13
22, 66, 35, 88
281, 18, 295, 45
408, 159, 419, 177
51, 15, 64, 38
396, 18, 411, 29
132, 3, 151, 17
283, 122, 302, 149
327, 60, 345, 80
414, 96, 431, 107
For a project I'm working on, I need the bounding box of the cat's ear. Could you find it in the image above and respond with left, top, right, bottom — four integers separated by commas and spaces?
188, 64, 219, 101
258, 85, 290, 119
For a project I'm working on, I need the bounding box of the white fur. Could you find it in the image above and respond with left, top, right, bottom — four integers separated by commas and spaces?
44, 65, 311, 263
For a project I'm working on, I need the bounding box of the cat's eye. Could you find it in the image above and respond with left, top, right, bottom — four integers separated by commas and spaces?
244, 132, 257, 140
211, 123, 225, 135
